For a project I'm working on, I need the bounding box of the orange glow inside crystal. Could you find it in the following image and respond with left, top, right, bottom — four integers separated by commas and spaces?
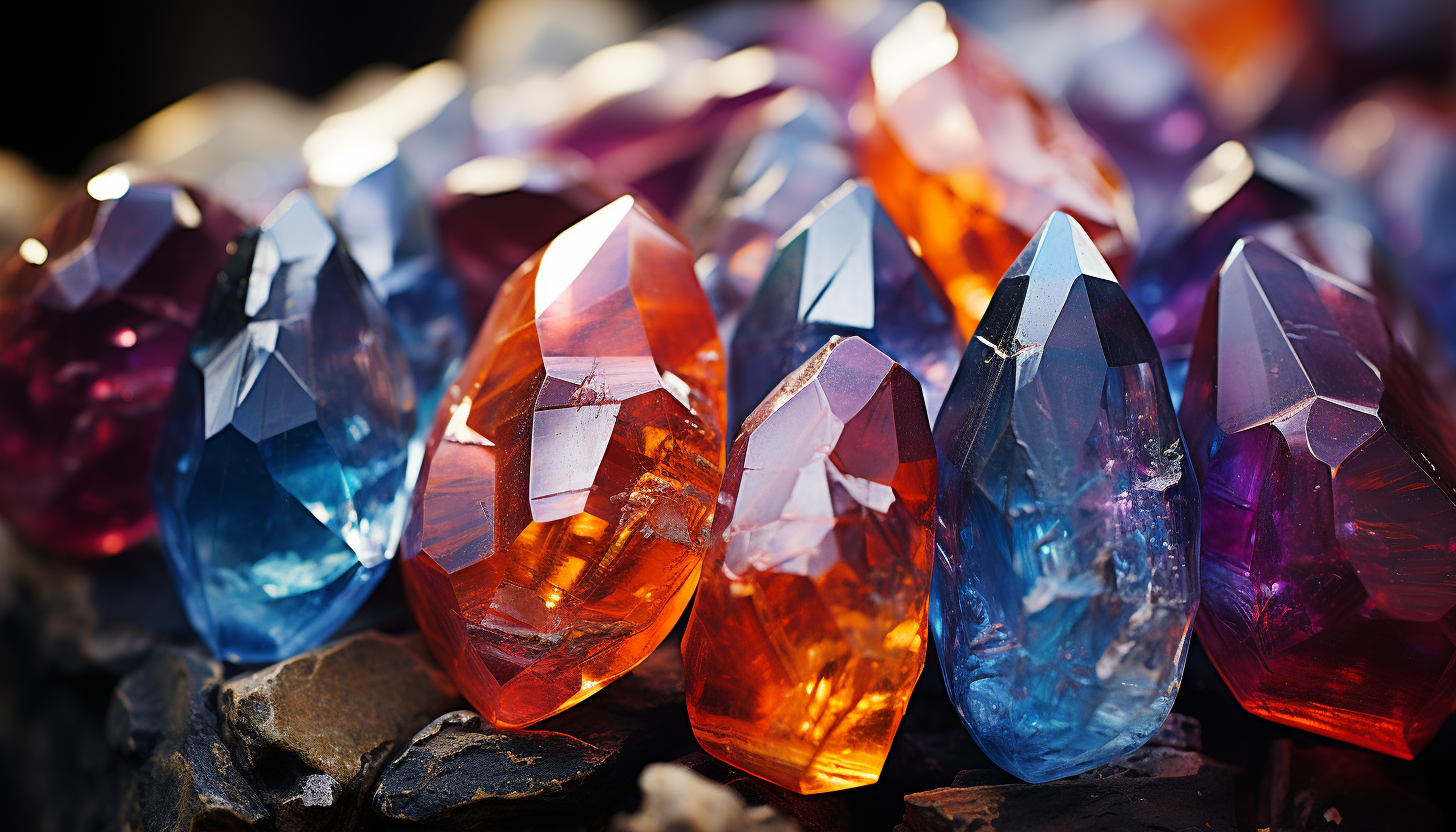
683, 337, 934, 794
856, 2, 1135, 337
402, 196, 726, 728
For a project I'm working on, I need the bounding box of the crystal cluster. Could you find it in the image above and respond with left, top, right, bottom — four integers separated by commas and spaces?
150, 193, 416, 662
1181, 237, 1456, 758
857, 2, 1137, 337
931, 212, 1199, 782
0, 174, 242, 556
683, 336, 934, 794
730, 180, 962, 432
400, 196, 725, 728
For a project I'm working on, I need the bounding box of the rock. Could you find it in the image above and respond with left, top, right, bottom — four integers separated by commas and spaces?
612, 764, 801, 832
1262, 740, 1445, 831
122, 647, 270, 832
902, 764, 1239, 832
372, 636, 697, 829
217, 630, 459, 830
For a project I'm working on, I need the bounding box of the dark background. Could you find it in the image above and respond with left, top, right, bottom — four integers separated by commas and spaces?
0, 0, 705, 178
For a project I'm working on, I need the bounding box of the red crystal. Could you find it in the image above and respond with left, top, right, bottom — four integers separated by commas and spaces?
402, 195, 726, 728
0, 175, 243, 555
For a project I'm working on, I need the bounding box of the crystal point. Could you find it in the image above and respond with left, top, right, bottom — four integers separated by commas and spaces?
729, 180, 962, 435
932, 211, 1199, 783
150, 192, 416, 662
1181, 237, 1456, 757
684, 335, 934, 794
0, 179, 243, 555
402, 195, 726, 728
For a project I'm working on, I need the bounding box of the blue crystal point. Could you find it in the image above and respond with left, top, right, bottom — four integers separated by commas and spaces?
930, 211, 1200, 782
333, 158, 469, 427
728, 179, 963, 435
150, 191, 418, 663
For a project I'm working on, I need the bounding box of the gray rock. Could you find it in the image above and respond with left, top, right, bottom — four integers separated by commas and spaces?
372, 636, 696, 829
1263, 740, 1445, 831
612, 764, 800, 832
217, 630, 460, 831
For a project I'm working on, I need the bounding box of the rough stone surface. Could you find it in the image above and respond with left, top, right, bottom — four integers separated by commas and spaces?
217, 630, 460, 828
373, 635, 695, 829
1262, 740, 1445, 832
612, 763, 801, 832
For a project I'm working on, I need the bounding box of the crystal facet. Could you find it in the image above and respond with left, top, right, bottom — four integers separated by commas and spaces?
857, 2, 1136, 337
0, 177, 243, 556
401, 195, 726, 728
1180, 237, 1456, 759
683, 335, 934, 794
436, 153, 619, 331
931, 212, 1199, 783
150, 192, 416, 662
332, 157, 470, 424
729, 180, 962, 434
679, 87, 854, 343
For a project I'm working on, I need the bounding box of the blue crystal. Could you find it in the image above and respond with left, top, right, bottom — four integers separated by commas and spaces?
333, 157, 470, 429
931, 212, 1200, 782
150, 192, 417, 663
728, 180, 962, 435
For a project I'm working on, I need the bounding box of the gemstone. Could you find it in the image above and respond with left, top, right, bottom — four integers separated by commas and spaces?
682, 335, 934, 794
856, 2, 1136, 338
149, 192, 416, 662
108, 82, 319, 222
1179, 236, 1456, 759
0, 149, 63, 253
436, 152, 619, 331
1129, 141, 1311, 402
331, 157, 470, 426
454, 0, 644, 86
0, 174, 243, 556
931, 211, 1199, 782
678, 87, 853, 342
401, 195, 726, 728
729, 180, 962, 434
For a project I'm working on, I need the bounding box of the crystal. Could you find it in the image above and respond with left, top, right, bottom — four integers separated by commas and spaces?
856, 2, 1137, 338
931, 212, 1199, 782
436, 152, 619, 331
729, 180, 962, 434
454, 0, 645, 86
149, 192, 416, 662
106, 81, 320, 222
678, 87, 853, 342
401, 195, 726, 728
331, 157, 470, 425
1180, 237, 1456, 759
0, 149, 63, 253
683, 335, 934, 794
0, 175, 243, 556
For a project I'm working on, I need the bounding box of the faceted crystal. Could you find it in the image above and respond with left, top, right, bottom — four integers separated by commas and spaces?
150, 192, 416, 662
678, 88, 853, 342
436, 152, 619, 331
0, 176, 243, 556
332, 157, 470, 425
857, 2, 1136, 337
683, 335, 934, 794
1180, 237, 1456, 759
729, 181, 962, 434
401, 196, 726, 728
931, 212, 1199, 782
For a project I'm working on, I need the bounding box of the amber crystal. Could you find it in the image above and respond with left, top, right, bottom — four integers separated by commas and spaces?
402, 195, 726, 728
856, 2, 1135, 337
683, 336, 934, 794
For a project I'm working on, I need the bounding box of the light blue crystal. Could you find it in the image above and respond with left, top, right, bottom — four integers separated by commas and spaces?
150, 192, 417, 663
333, 157, 470, 439
930, 212, 1199, 782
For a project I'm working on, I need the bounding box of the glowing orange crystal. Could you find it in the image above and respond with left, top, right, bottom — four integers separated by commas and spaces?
855, 2, 1136, 336
401, 195, 726, 728
682, 336, 934, 794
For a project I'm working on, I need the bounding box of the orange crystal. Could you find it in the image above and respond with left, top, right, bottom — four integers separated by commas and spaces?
401, 195, 727, 728
855, 2, 1136, 337
682, 336, 935, 794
